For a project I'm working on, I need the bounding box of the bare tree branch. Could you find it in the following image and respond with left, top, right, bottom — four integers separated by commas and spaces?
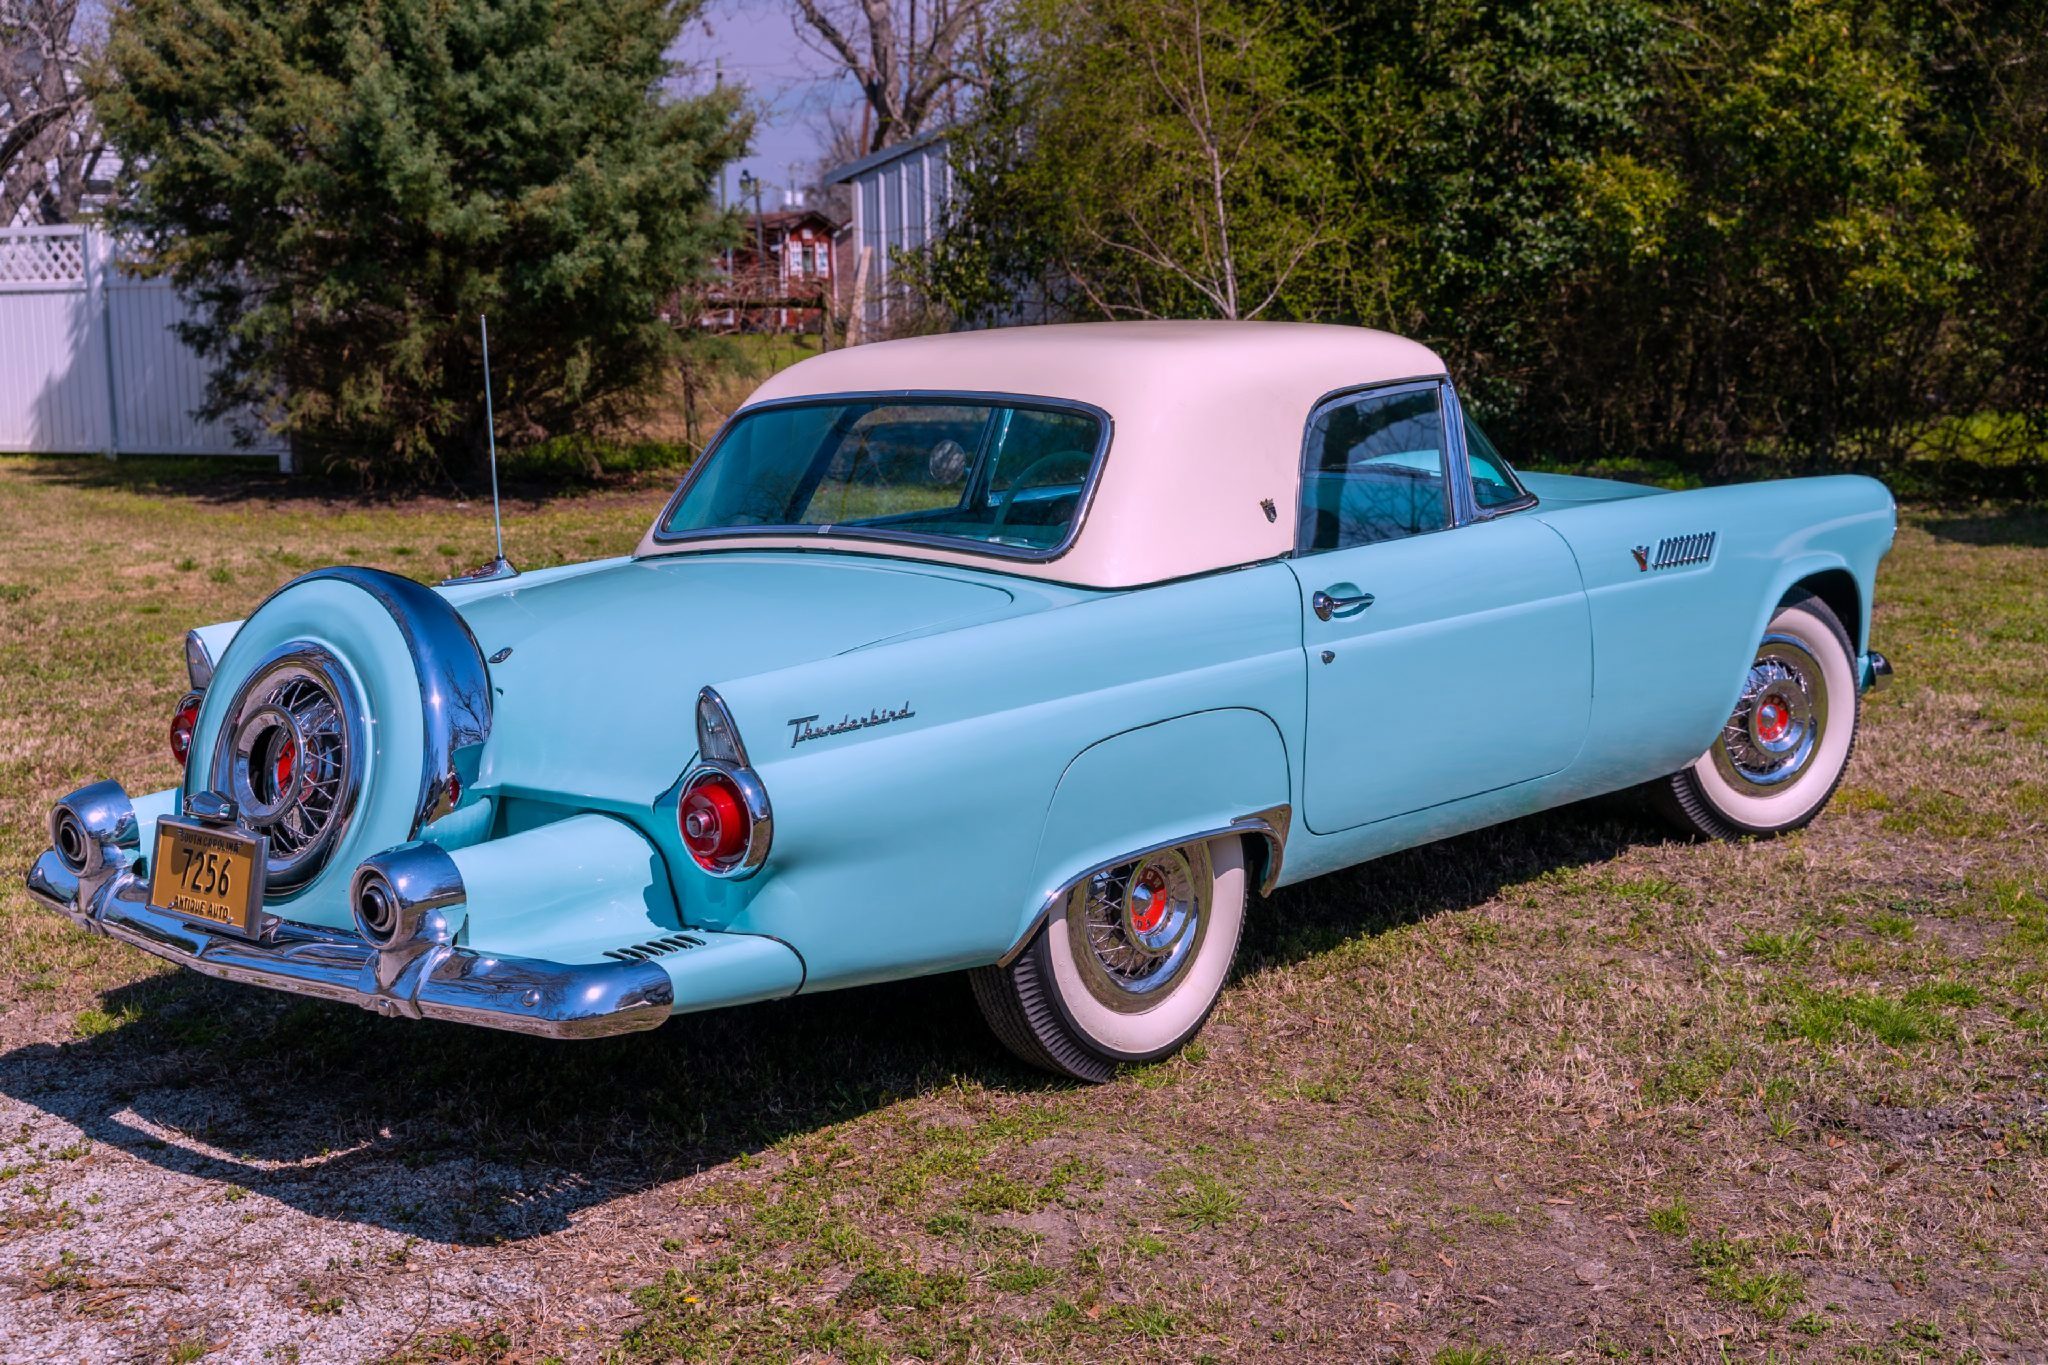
1, 0, 103, 225
790, 0, 995, 152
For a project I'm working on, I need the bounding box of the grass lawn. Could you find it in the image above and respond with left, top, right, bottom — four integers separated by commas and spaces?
0, 454, 2044, 1362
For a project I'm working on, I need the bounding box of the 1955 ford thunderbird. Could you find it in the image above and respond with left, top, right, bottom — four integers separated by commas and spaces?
28, 322, 1896, 1079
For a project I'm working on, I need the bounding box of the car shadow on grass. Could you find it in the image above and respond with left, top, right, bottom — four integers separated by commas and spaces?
1916, 502, 2048, 548
0, 792, 1669, 1247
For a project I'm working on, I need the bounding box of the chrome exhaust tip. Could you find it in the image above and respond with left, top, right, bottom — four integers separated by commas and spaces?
349, 842, 465, 950
49, 781, 138, 878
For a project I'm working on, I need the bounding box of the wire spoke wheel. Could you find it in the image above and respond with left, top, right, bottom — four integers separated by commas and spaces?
1654, 590, 1859, 839
971, 835, 1246, 1081
1714, 636, 1828, 793
211, 644, 365, 894
1069, 845, 1210, 1012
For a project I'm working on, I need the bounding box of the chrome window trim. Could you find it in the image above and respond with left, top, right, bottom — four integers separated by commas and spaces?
1291, 374, 1539, 558
1439, 381, 1480, 527
1293, 375, 1457, 556
644, 389, 1116, 566
1441, 383, 1538, 522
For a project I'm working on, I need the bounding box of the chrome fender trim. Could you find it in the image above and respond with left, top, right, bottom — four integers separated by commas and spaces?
997, 804, 1291, 968
252, 567, 492, 837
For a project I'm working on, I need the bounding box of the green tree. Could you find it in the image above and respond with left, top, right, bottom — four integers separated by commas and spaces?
100, 0, 748, 481
920, 0, 1349, 325
929, 0, 2040, 482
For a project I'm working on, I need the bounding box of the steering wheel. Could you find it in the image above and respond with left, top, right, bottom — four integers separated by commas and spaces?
991, 449, 1094, 530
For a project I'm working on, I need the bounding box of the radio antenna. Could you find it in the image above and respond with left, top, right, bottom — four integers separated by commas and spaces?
449, 314, 517, 584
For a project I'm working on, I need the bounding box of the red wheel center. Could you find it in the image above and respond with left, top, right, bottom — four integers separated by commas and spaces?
1129, 869, 1168, 935
274, 738, 297, 795
1756, 696, 1789, 743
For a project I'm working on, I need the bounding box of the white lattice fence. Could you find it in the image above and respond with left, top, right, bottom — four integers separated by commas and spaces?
0, 225, 288, 461
0, 230, 88, 287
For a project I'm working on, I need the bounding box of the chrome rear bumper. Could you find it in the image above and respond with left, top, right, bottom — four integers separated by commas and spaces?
27, 841, 675, 1042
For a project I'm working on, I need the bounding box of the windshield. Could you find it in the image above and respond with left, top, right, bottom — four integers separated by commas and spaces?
658, 397, 1106, 556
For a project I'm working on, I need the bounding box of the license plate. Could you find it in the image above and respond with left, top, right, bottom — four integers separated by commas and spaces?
148, 819, 265, 936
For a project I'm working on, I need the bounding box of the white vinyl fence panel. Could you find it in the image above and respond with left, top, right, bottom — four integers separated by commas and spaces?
0, 225, 288, 463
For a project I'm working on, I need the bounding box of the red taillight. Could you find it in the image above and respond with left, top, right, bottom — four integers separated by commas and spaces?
680, 772, 748, 870
169, 692, 202, 766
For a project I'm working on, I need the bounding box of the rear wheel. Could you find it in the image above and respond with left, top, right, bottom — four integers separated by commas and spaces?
1653, 590, 1859, 839
971, 836, 1246, 1082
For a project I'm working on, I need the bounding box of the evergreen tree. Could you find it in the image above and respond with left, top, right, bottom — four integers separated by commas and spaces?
101, 0, 749, 480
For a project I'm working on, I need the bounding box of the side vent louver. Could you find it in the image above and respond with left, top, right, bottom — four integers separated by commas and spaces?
603, 933, 706, 963
1653, 531, 1716, 570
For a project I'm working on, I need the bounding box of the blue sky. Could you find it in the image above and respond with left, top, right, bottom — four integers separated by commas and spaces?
76, 0, 854, 214
678, 2, 851, 211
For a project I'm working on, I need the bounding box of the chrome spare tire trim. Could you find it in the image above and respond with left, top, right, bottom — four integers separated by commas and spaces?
242, 567, 493, 840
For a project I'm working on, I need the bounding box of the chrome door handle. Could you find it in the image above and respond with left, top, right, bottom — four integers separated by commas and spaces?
1312, 589, 1375, 621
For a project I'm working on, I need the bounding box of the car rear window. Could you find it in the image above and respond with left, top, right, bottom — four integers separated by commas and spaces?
657, 397, 1107, 558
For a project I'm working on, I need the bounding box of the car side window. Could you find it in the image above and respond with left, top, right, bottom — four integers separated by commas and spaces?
1462, 412, 1533, 512
1297, 385, 1451, 553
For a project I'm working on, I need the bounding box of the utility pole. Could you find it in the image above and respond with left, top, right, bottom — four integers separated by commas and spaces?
738, 169, 768, 331
739, 169, 766, 260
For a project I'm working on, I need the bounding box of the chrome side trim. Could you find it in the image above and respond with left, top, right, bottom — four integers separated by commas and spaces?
253, 567, 493, 836
996, 805, 1292, 968
26, 845, 673, 1041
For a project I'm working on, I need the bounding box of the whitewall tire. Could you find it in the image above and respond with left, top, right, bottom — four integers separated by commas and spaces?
1654, 590, 1859, 839
971, 836, 1246, 1081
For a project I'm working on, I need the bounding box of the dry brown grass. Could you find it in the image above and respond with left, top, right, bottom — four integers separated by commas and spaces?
0, 458, 2042, 1363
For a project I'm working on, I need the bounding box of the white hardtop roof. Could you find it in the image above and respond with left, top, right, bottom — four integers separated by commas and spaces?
637, 321, 1449, 587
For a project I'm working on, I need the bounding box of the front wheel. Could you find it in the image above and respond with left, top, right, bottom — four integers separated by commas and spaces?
970, 836, 1246, 1082
1653, 589, 1860, 839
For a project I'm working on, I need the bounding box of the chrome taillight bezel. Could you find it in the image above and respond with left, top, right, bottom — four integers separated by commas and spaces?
680, 688, 772, 879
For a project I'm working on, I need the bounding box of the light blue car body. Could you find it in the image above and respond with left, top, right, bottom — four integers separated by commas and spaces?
33, 324, 1898, 1038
